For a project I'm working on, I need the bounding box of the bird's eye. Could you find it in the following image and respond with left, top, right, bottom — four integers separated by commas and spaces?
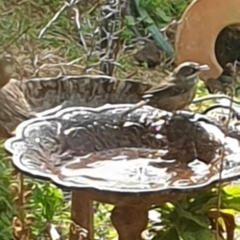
179, 66, 198, 77
186, 68, 195, 75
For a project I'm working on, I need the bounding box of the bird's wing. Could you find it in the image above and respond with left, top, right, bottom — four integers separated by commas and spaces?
143, 82, 187, 99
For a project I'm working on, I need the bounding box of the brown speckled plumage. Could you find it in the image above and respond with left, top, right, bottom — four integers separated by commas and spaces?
142, 62, 209, 111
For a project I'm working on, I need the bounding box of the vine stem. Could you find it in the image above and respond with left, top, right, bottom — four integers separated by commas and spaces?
19, 173, 25, 223
215, 72, 236, 240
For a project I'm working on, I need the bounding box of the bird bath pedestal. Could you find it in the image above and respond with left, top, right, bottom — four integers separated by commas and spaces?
5, 104, 240, 240
70, 189, 186, 240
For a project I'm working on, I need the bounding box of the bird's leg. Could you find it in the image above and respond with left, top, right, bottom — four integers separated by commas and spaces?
183, 105, 190, 111
120, 99, 150, 120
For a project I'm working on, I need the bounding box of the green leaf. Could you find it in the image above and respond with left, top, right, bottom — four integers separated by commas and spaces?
223, 197, 240, 211
190, 195, 218, 213
223, 185, 240, 197
125, 16, 136, 26
153, 227, 180, 240
146, 23, 174, 56
174, 204, 210, 228
133, 0, 174, 57
155, 9, 172, 22
145, 17, 154, 25
176, 219, 212, 240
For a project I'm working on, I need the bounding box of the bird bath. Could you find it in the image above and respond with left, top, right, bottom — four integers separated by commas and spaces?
5, 103, 240, 240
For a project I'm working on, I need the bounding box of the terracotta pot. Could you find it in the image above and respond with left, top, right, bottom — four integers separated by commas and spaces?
175, 0, 240, 80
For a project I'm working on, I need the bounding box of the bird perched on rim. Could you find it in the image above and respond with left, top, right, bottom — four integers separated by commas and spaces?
142, 62, 210, 111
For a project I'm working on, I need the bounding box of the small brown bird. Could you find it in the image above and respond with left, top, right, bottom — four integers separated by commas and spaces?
142, 62, 210, 111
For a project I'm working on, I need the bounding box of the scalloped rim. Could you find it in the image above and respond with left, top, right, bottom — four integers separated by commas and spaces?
4, 104, 240, 195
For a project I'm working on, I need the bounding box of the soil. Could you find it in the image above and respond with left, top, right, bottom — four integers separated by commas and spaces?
133, 42, 162, 69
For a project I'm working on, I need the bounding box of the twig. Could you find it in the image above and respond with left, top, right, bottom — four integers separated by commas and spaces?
111, 0, 129, 76
33, 57, 84, 76
82, 14, 100, 73
38, 0, 81, 39
72, 6, 88, 51
99, 0, 123, 75
193, 94, 240, 105
121, 99, 150, 119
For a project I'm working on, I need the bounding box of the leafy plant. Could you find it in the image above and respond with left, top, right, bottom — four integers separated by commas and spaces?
151, 186, 240, 240
27, 182, 70, 238
0, 148, 15, 240
122, 16, 137, 43
122, 0, 190, 56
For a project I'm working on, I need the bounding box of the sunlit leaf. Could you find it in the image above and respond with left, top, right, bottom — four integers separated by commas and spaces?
208, 209, 236, 240
223, 185, 240, 197
211, 208, 236, 216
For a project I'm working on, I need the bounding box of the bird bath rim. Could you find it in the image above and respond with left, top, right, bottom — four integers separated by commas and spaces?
5, 104, 240, 196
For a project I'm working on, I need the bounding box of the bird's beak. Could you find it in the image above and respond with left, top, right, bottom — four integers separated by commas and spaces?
198, 64, 210, 71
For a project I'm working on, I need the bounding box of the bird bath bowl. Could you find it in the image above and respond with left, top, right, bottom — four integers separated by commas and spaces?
5, 104, 240, 240
0, 75, 151, 138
